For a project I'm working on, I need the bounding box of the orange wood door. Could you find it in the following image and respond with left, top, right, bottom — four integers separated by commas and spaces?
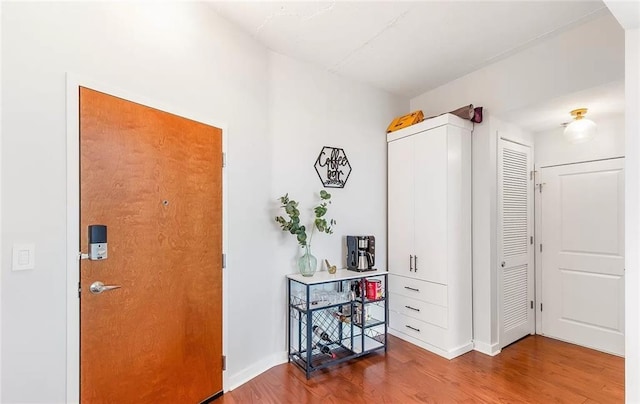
79, 87, 223, 403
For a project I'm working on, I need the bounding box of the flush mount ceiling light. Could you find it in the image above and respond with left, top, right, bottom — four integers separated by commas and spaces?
563, 108, 597, 144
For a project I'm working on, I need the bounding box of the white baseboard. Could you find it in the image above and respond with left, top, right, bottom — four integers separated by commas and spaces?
473, 340, 502, 356
226, 351, 288, 392
389, 328, 473, 359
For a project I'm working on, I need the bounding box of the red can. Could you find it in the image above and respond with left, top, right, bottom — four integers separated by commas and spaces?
366, 279, 382, 300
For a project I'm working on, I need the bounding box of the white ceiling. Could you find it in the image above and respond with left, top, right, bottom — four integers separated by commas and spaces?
499, 80, 625, 133
211, 1, 608, 98
210, 1, 624, 133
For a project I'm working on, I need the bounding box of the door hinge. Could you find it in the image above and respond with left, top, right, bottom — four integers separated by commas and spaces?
78, 282, 81, 298
222, 152, 226, 168
540, 244, 543, 253
540, 303, 543, 312
530, 300, 533, 309
222, 253, 226, 269
530, 170, 537, 181
222, 355, 227, 371
530, 236, 533, 245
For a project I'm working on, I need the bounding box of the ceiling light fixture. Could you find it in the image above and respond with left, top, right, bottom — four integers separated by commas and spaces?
563, 108, 597, 144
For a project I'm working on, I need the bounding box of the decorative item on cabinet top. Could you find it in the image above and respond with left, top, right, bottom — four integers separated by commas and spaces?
387, 110, 425, 133
314, 146, 351, 189
423, 104, 483, 124
387, 105, 483, 134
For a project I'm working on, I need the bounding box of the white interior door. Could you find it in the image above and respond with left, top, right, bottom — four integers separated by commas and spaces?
539, 158, 625, 356
498, 139, 535, 348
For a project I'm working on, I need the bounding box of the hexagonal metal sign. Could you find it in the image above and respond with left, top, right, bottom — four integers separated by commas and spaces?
314, 146, 351, 188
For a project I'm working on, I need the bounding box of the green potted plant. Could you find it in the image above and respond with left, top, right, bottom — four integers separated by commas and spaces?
275, 190, 336, 276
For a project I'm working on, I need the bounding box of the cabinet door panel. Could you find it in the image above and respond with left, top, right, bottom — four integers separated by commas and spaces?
388, 137, 414, 275
413, 126, 448, 284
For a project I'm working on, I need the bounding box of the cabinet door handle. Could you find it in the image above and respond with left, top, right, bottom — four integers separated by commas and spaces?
409, 255, 414, 271
405, 305, 420, 312
415, 255, 418, 272
405, 325, 420, 332
404, 286, 419, 292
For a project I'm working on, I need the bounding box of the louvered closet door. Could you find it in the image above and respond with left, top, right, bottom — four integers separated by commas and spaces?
498, 138, 534, 348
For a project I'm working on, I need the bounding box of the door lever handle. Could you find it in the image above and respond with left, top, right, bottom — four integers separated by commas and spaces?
90, 281, 121, 294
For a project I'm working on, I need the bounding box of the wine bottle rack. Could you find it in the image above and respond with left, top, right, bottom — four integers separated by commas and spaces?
286, 270, 388, 379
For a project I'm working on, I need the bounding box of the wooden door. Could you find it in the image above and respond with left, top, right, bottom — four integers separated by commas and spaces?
539, 158, 624, 355
388, 135, 415, 275
497, 139, 534, 348
79, 87, 223, 403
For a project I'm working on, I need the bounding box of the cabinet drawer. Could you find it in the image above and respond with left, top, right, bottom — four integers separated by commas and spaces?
389, 292, 447, 328
389, 275, 447, 307
389, 311, 447, 348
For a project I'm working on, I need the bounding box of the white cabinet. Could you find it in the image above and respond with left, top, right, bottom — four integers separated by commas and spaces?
387, 113, 472, 359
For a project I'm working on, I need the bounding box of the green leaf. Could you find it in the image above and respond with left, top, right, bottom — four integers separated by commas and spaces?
314, 205, 327, 217
274, 191, 335, 247
296, 231, 307, 245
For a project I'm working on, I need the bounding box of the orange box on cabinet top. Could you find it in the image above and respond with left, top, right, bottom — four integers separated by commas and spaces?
386, 110, 424, 133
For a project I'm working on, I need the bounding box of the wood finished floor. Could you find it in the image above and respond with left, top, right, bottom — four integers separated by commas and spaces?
218, 335, 623, 403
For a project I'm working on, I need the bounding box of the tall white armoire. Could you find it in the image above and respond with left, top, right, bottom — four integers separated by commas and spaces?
387, 113, 473, 359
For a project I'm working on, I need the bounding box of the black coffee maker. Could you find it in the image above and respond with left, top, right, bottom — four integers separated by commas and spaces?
346, 236, 375, 271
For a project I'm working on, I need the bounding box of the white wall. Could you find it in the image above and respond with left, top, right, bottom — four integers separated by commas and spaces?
267, 50, 405, 365
411, 13, 624, 119
229, 52, 405, 389
1, 3, 268, 402
0, 2, 407, 402
604, 2, 640, 401
0, 1, 3, 398
624, 27, 640, 404
534, 114, 625, 167
410, 13, 624, 353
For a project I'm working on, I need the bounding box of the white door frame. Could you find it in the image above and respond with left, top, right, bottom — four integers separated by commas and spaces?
534, 164, 542, 333
65, 74, 229, 402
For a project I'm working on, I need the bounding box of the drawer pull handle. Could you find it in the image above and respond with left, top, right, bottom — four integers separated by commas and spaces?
405, 305, 420, 312
415, 255, 418, 272
404, 286, 419, 292
406, 325, 420, 332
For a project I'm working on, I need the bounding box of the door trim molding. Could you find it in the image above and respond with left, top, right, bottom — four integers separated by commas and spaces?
534, 163, 542, 334
498, 136, 531, 148
65, 73, 229, 402
539, 156, 625, 169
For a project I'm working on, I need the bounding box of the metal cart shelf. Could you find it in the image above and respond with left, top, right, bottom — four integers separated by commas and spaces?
287, 270, 388, 379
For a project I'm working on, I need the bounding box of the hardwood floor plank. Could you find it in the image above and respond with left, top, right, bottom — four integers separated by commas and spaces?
218, 335, 623, 403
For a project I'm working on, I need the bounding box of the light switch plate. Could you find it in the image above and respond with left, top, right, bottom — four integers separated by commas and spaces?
12, 243, 35, 271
